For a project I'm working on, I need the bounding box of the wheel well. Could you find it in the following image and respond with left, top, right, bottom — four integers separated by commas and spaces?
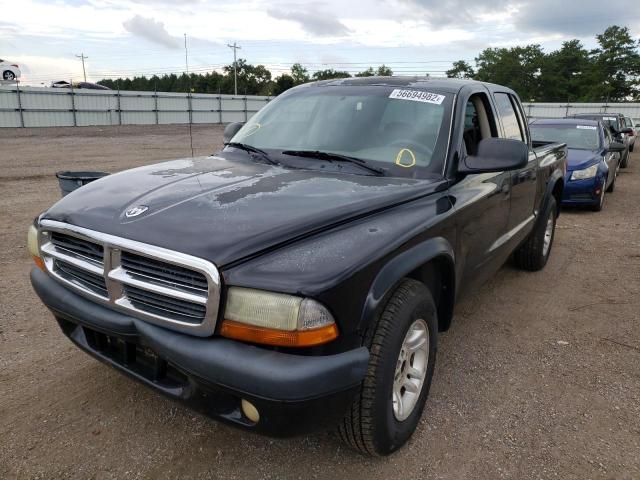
551, 178, 563, 216
406, 256, 455, 332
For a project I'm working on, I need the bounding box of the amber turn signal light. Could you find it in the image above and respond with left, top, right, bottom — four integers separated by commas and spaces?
220, 320, 338, 347
32, 255, 46, 271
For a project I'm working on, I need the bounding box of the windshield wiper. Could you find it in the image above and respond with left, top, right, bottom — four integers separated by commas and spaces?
225, 142, 279, 165
281, 150, 386, 176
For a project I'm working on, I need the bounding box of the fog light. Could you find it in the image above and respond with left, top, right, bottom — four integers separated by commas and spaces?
241, 399, 260, 423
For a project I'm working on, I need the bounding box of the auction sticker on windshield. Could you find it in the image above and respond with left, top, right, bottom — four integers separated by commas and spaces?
389, 89, 445, 105
577, 125, 597, 130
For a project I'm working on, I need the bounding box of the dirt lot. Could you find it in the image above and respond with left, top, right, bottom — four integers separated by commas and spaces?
1, 125, 639, 480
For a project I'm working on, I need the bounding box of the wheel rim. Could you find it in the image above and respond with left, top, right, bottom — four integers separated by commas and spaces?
542, 215, 554, 257
392, 318, 429, 421
4, 72, 14, 80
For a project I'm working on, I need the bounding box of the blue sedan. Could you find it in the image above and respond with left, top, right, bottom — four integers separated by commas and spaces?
529, 118, 626, 211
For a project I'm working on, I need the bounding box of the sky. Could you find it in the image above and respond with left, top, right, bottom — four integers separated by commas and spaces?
1, 0, 640, 85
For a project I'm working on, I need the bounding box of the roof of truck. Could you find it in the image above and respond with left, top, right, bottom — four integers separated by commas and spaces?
307, 76, 511, 95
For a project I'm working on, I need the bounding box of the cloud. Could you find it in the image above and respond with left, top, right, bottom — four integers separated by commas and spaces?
267, 7, 350, 36
512, 0, 639, 36
122, 15, 181, 49
400, 0, 512, 27
402, 0, 639, 38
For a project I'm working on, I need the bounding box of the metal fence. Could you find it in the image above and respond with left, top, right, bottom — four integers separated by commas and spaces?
522, 102, 640, 120
0, 85, 272, 128
3, 86, 640, 128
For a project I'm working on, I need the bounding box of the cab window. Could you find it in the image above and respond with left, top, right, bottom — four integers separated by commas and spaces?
463, 93, 497, 155
494, 93, 524, 141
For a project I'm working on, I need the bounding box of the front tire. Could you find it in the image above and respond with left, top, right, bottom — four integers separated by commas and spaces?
591, 183, 606, 211
2, 70, 15, 81
338, 279, 438, 456
620, 149, 629, 168
606, 173, 616, 193
513, 196, 557, 271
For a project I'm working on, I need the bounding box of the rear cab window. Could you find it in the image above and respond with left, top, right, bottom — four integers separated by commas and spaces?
493, 93, 527, 143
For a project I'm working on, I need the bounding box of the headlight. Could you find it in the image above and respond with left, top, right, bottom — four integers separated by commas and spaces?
220, 287, 338, 347
570, 164, 598, 180
27, 223, 45, 270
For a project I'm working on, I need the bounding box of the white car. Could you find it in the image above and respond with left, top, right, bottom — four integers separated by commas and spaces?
0, 59, 21, 82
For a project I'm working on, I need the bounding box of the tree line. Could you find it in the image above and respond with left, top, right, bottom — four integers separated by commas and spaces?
97, 25, 640, 101
96, 62, 393, 96
446, 26, 640, 102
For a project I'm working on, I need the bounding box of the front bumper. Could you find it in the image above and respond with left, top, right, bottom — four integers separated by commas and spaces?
31, 268, 369, 437
561, 173, 605, 205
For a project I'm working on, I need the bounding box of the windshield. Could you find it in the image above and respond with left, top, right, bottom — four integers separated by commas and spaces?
531, 124, 600, 150
229, 86, 452, 178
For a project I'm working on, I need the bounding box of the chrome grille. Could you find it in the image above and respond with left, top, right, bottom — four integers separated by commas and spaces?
50, 231, 104, 264
123, 285, 206, 324
38, 220, 220, 337
54, 259, 108, 297
121, 251, 208, 293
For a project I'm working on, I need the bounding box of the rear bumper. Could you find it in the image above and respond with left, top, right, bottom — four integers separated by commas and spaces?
31, 268, 369, 437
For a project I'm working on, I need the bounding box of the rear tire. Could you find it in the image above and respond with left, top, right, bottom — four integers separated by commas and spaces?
338, 278, 438, 456
513, 196, 557, 271
2, 70, 15, 81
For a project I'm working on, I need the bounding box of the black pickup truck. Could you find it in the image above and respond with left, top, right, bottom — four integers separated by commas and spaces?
28, 77, 566, 456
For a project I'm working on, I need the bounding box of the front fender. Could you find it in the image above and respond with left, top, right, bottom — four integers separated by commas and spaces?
358, 236, 455, 334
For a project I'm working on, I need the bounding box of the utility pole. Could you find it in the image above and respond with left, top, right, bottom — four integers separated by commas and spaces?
75, 53, 88, 82
184, 34, 189, 75
227, 41, 241, 95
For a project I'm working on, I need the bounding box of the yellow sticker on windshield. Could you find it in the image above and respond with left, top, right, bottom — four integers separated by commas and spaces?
395, 148, 416, 168
244, 123, 261, 137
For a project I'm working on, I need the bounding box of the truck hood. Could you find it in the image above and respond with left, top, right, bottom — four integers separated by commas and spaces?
566, 148, 601, 170
43, 156, 445, 267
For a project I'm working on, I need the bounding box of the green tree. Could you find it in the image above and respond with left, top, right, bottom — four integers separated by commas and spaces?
446, 60, 475, 79
273, 74, 295, 95
587, 26, 640, 101
311, 69, 351, 80
475, 45, 545, 101
376, 64, 393, 76
290, 63, 310, 84
355, 67, 376, 77
355, 65, 393, 77
537, 40, 591, 101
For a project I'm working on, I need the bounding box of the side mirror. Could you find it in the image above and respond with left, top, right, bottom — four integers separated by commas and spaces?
458, 138, 528, 174
223, 122, 244, 144
607, 141, 626, 152
619, 127, 633, 134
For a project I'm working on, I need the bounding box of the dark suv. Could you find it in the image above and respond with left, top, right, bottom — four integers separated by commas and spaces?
570, 113, 633, 167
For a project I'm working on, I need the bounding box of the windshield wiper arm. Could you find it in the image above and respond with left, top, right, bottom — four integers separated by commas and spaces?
281, 150, 386, 176
225, 142, 279, 165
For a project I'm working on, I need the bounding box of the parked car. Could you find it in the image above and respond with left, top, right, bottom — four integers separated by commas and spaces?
28, 77, 567, 456
0, 59, 21, 82
51, 80, 110, 90
530, 118, 625, 211
624, 116, 636, 152
570, 113, 633, 168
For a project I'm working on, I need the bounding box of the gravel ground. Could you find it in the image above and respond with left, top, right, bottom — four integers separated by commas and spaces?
1, 125, 639, 480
